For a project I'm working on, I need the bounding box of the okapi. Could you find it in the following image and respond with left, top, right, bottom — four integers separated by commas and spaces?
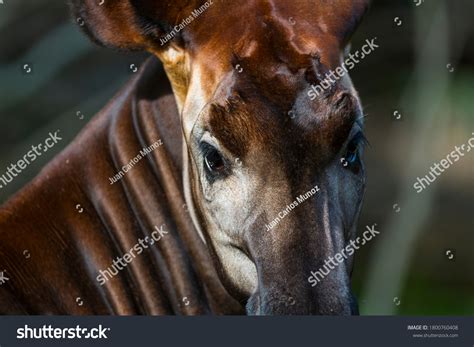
0, 0, 369, 315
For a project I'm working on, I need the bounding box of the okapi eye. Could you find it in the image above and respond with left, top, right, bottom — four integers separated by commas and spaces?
345, 142, 359, 164
201, 142, 227, 179
343, 131, 367, 168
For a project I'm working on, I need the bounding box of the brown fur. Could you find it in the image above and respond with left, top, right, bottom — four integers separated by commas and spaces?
0, 0, 369, 315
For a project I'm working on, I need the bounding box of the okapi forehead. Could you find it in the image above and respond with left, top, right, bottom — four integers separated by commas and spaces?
202, 21, 358, 162
191, 0, 366, 69
206, 88, 358, 164
188, 0, 365, 161
229, 36, 315, 109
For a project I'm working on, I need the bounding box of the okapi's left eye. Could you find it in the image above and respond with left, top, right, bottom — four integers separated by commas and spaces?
201, 142, 227, 179
345, 142, 359, 164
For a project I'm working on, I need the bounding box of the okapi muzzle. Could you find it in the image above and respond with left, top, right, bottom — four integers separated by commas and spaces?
0, 0, 369, 315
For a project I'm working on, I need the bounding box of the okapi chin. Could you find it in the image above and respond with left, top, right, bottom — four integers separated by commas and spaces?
0, 0, 369, 315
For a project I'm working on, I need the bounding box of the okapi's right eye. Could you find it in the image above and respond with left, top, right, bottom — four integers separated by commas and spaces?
343, 131, 368, 170
201, 142, 227, 180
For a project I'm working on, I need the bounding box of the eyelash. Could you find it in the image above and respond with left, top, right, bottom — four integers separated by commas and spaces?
344, 131, 368, 167
200, 142, 228, 181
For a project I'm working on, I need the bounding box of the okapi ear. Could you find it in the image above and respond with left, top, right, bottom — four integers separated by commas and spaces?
70, 0, 202, 50
336, 0, 371, 45
71, 0, 144, 50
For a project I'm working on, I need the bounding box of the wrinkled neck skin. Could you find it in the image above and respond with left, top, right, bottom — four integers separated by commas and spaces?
0, 58, 243, 315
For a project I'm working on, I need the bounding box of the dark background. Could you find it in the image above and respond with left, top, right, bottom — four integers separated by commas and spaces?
0, 0, 472, 315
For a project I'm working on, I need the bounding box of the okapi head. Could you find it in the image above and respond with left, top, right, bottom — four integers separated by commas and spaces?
72, 0, 369, 315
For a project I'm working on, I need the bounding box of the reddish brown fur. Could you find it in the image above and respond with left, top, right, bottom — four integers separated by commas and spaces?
0, 0, 369, 315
